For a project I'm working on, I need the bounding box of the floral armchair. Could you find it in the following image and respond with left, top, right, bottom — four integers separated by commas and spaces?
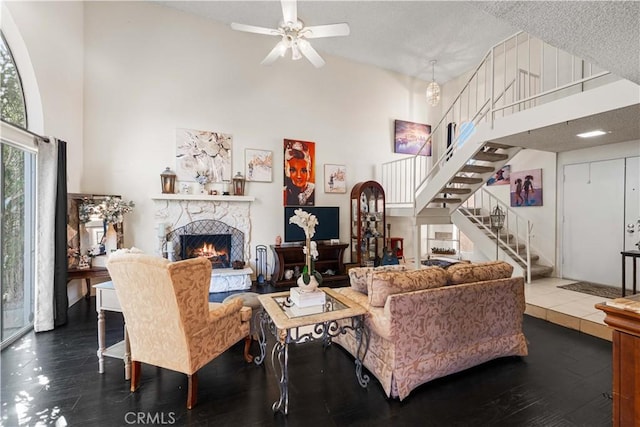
106, 252, 251, 409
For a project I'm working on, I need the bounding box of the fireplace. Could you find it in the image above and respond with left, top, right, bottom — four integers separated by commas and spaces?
165, 219, 245, 269
180, 234, 231, 269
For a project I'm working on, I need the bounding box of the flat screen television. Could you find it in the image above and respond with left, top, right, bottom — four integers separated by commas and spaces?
284, 206, 340, 243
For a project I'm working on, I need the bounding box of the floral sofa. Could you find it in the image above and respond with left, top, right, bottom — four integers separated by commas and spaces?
333, 261, 528, 400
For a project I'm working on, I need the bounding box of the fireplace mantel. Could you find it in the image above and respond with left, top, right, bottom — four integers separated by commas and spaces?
151, 194, 255, 202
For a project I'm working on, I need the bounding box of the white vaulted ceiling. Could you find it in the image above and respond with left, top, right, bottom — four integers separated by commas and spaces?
155, 1, 640, 84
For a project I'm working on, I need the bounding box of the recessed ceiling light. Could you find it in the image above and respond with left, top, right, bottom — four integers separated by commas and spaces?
577, 130, 607, 138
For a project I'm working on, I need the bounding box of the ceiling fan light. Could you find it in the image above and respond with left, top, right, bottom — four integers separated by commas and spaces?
291, 44, 302, 60
426, 81, 441, 107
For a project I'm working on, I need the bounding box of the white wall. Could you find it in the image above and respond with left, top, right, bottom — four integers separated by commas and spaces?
3, 1, 86, 303
78, 2, 434, 272
3, 1, 84, 192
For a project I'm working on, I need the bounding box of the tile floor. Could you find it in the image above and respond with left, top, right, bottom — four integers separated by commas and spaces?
525, 277, 614, 341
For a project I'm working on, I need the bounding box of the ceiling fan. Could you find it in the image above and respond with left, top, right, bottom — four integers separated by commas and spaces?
230, 0, 350, 68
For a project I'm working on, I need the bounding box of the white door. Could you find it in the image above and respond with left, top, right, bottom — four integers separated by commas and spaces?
624, 156, 640, 292
562, 159, 625, 285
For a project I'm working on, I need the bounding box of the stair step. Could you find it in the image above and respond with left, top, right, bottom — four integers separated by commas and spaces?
441, 187, 472, 195
450, 176, 484, 185
461, 208, 483, 215
530, 264, 554, 279
515, 253, 541, 264
473, 152, 509, 162
461, 164, 495, 174
484, 142, 512, 150
432, 198, 462, 204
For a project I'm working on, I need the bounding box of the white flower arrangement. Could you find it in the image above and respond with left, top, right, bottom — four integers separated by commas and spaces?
85, 196, 135, 225
195, 171, 210, 186
289, 209, 322, 286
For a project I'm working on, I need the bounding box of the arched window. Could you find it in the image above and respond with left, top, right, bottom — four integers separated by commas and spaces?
1, 30, 35, 348
0, 31, 27, 127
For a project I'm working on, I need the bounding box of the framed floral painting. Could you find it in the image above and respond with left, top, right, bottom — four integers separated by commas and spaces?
175, 128, 232, 183
324, 164, 347, 193
245, 148, 273, 182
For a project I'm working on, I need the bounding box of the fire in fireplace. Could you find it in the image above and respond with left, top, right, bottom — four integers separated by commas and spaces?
180, 234, 232, 269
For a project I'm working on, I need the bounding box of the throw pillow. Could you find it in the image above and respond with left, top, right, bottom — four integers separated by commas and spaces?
348, 264, 408, 294
367, 266, 448, 307
447, 261, 514, 285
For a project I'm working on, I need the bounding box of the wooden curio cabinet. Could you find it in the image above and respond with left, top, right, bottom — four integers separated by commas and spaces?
350, 181, 385, 266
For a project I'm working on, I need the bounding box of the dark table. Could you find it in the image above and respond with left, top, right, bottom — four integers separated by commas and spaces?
68, 266, 111, 299
621, 250, 640, 297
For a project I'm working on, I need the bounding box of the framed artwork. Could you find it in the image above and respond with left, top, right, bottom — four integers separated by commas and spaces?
283, 139, 315, 206
394, 119, 431, 156
175, 128, 232, 183
245, 148, 273, 182
324, 164, 347, 193
510, 168, 543, 207
487, 165, 511, 186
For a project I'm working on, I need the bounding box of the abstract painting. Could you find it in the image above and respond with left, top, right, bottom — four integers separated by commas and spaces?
245, 149, 273, 182
394, 119, 431, 156
324, 164, 347, 193
487, 165, 511, 186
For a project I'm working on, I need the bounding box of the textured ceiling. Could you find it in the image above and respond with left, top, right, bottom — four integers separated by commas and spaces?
155, 1, 640, 84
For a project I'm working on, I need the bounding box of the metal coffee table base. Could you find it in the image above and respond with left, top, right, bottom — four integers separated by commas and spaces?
255, 310, 370, 415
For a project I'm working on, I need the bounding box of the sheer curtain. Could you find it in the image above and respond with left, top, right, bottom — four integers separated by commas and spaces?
34, 137, 67, 332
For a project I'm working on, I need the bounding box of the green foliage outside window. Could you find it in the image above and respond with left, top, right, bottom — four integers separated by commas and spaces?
1, 31, 28, 315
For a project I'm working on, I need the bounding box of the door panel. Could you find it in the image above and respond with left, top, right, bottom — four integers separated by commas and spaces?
624, 156, 640, 292
562, 159, 624, 285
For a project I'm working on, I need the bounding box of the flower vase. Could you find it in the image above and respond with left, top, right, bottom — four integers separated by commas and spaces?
296, 274, 319, 293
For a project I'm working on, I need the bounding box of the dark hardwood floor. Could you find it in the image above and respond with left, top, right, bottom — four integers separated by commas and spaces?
1, 287, 613, 426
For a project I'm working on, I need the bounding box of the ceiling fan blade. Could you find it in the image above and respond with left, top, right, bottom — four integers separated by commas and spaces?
281, 0, 298, 25
261, 41, 288, 66
298, 40, 325, 68
303, 23, 350, 39
231, 23, 280, 36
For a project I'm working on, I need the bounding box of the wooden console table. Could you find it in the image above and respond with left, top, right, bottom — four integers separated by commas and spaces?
596, 295, 640, 426
68, 266, 111, 299
270, 243, 348, 287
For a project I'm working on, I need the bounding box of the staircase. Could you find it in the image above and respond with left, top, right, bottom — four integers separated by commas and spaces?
453, 189, 554, 282
381, 31, 620, 277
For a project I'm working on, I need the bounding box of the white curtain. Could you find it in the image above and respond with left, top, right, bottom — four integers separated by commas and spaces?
34, 138, 58, 332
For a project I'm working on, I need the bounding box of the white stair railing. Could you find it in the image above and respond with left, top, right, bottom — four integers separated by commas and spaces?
459, 188, 532, 283
381, 31, 611, 207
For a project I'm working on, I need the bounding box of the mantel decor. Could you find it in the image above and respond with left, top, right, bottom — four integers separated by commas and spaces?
289, 208, 323, 292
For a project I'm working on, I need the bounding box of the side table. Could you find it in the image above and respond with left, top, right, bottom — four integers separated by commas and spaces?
621, 250, 640, 297
94, 281, 130, 380
68, 266, 111, 299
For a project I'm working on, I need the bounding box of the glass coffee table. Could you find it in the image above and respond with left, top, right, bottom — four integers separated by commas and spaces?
256, 287, 370, 415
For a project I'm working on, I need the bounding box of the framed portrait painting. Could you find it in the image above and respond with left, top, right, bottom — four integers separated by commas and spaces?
324, 164, 346, 193
245, 148, 273, 182
394, 119, 431, 156
283, 139, 315, 206
510, 168, 543, 207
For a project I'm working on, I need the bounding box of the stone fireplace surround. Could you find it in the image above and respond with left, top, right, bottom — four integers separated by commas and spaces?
152, 194, 255, 292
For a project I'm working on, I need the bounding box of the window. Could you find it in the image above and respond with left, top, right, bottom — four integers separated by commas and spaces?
1, 30, 35, 349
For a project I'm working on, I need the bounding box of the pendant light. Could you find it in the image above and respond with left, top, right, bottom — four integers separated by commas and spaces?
426, 60, 441, 107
